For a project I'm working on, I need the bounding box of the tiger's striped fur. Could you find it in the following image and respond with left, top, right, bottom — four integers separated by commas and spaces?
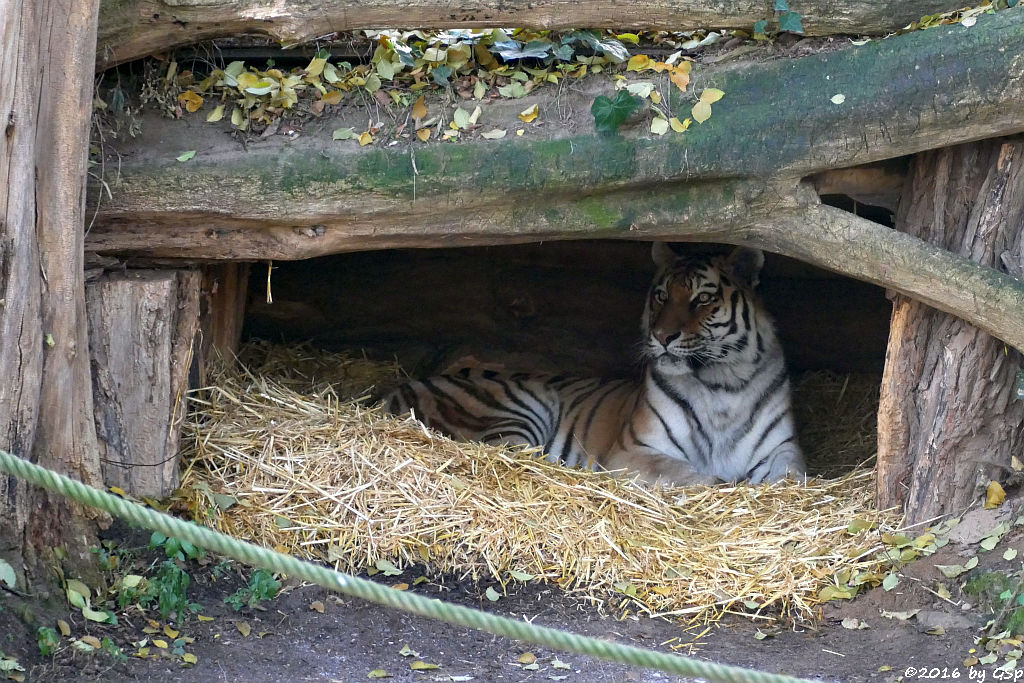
384, 244, 804, 486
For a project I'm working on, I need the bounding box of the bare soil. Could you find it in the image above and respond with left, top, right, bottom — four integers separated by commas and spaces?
3, 512, 1021, 683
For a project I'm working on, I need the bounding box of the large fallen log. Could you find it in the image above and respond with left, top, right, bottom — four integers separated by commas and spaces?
97, 0, 969, 69
87, 11, 1024, 349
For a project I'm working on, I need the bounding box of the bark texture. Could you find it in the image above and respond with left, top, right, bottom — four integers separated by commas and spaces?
96, 0, 970, 69
0, 0, 105, 587
878, 142, 1024, 523
87, 270, 200, 497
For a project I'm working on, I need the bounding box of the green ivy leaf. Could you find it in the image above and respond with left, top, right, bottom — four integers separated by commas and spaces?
779, 11, 805, 34
591, 90, 641, 135
753, 19, 769, 36
773, 0, 789, 10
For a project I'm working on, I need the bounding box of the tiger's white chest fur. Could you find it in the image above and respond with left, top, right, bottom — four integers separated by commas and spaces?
384, 243, 804, 487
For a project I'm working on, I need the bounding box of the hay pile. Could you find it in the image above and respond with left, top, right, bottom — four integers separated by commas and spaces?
179, 343, 900, 623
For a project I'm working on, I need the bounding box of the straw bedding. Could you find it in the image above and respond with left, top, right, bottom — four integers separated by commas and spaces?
179, 342, 899, 623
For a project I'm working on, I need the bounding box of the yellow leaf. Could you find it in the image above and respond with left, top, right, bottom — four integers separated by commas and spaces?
182, 653, 198, 665
650, 117, 669, 136
392, 583, 409, 591
650, 90, 662, 105
412, 95, 427, 121
358, 131, 373, 146
322, 90, 342, 106
410, 661, 440, 670
178, 91, 204, 113
692, 100, 712, 123
206, 104, 225, 123
616, 33, 640, 44
109, 486, 127, 497
669, 67, 690, 93
416, 128, 430, 142
627, 55, 652, 72
305, 56, 327, 78
153, 639, 169, 649
197, 615, 214, 622
669, 117, 691, 133
57, 619, 71, 636
236, 621, 251, 637
163, 624, 179, 638
518, 104, 539, 123
80, 635, 102, 649
235, 72, 259, 90
310, 600, 325, 613
700, 88, 725, 103
518, 653, 537, 665
516, 129, 524, 136
367, 669, 391, 679
985, 481, 1006, 509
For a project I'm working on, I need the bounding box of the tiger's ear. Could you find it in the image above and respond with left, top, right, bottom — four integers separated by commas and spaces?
724, 246, 764, 288
651, 242, 678, 269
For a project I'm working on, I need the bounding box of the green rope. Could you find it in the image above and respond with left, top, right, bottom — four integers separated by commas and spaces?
0, 449, 811, 683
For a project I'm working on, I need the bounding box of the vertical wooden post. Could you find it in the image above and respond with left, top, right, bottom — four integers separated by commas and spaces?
878, 141, 1024, 524
87, 270, 201, 497
200, 263, 250, 375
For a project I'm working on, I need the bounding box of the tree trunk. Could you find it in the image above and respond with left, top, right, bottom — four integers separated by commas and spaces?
0, 0, 104, 589
87, 270, 201, 497
877, 142, 1024, 524
96, 0, 969, 69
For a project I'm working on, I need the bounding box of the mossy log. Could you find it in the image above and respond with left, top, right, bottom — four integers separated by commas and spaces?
88, 12, 1024, 348
96, 0, 969, 69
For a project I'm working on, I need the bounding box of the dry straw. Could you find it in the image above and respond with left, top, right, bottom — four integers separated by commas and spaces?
179, 342, 899, 624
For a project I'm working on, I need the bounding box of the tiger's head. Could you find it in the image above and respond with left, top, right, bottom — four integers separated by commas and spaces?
641, 243, 767, 372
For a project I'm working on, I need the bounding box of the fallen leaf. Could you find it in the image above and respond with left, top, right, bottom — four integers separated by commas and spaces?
878, 665, 892, 672
936, 584, 952, 600
392, 583, 409, 591
926, 626, 946, 636
480, 128, 506, 139
178, 91, 203, 113
412, 96, 427, 121
518, 653, 537, 665
182, 653, 198, 665
627, 55, 652, 71
163, 624, 179, 638
650, 117, 669, 136
518, 104, 539, 123
453, 108, 472, 129
880, 609, 920, 620
358, 131, 374, 146
197, 615, 214, 622
310, 600, 325, 613
830, 94, 845, 104
473, 80, 487, 100
411, 661, 440, 670
153, 639, 169, 649
882, 573, 899, 591
57, 620, 71, 637
79, 635, 102, 649
552, 658, 571, 669
176, 150, 197, 162
206, 105, 225, 122
1005, 548, 1018, 561
986, 481, 1006, 509
416, 128, 431, 142
485, 586, 501, 601
692, 100, 712, 124
236, 621, 251, 637
367, 669, 392, 679
322, 90, 343, 106
669, 117, 691, 133
841, 617, 869, 630
700, 88, 725, 104
399, 644, 419, 658
964, 656, 979, 667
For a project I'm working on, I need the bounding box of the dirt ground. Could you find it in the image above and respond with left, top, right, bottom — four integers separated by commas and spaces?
3, 501, 1022, 683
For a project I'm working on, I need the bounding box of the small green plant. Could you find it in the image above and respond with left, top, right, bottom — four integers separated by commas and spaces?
137, 561, 202, 620
225, 569, 281, 611
100, 637, 127, 661
591, 90, 641, 134
150, 532, 205, 562
36, 627, 60, 656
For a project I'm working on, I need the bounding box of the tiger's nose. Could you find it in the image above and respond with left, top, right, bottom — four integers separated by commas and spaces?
654, 330, 681, 346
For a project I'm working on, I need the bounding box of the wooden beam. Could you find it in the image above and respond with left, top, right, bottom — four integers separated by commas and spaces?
97, 0, 969, 69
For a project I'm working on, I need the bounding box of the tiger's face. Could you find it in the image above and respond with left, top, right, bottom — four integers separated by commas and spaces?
642, 244, 765, 371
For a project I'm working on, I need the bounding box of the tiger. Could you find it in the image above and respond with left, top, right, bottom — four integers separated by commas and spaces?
383, 243, 804, 486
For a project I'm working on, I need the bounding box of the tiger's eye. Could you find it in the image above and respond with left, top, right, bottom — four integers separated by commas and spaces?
694, 292, 715, 306
654, 289, 668, 303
